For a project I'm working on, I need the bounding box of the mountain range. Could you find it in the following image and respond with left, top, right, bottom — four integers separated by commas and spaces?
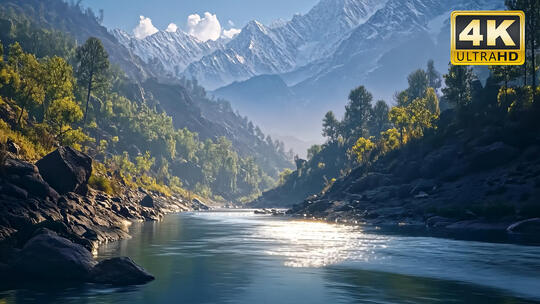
115, 0, 505, 142
0, 0, 293, 177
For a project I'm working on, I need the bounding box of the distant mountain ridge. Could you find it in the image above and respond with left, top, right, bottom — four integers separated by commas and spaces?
110, 0, 504, 141
184, 0, 385, 90
112, 29, 224, 79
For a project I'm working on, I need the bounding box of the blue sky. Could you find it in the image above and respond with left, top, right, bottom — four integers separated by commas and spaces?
82, 0, 318, 33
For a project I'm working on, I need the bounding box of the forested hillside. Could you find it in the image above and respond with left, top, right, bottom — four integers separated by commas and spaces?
0, 0, 293, 203
254, 45, 539, 213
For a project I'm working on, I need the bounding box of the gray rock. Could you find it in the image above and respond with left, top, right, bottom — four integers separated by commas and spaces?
410, 179, 437, 195
18, 174, 56, 199
6, 139, 20, 155
36, 146, 92, 195
89, 257, 154, 286
140, 194, 154, 208
4, 159, 38, 176
14, 229, 95, 281
2, 183, 28, 199
468, 142, 518, 171
426, 216, 454, 228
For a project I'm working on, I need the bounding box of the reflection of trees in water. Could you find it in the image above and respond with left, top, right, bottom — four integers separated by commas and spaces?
322, 267, 534, 304
97, 214, 255, 304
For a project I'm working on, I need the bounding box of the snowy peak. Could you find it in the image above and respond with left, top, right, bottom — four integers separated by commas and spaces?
185, 0, 385, 89
112, 28, 224, 78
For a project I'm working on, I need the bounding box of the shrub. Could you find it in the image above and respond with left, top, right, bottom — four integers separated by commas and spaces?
88, 174, 113, 195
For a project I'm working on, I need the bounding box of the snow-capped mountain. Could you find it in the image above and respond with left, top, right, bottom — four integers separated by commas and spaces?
184, 0, 384, 89
112, 29, 224, 79
291, 0, 505, 103
112, 0, 505, 141
211, 0, 504, 140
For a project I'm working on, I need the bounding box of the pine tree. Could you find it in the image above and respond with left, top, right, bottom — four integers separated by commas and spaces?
343, 86, 373, 140
506, 0, 539, 93
407, 69, 429, 101
442, 64, 475, 109
75, 37, 110, 123
426, 59, 442, 90
322, 111, 340, 142
370, 100, 390, 136
489, 65, 521, 108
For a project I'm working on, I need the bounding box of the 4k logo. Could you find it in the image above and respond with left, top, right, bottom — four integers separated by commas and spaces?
451, 11, 525, 65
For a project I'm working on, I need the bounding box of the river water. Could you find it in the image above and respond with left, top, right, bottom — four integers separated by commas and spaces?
2, 210, 540, 303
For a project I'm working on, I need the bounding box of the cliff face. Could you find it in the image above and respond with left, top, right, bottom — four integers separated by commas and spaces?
287, 109, 540, 234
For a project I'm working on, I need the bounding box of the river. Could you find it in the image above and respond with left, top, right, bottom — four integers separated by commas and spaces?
2, 210, 540, 303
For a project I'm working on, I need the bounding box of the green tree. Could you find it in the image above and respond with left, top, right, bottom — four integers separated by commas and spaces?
506, 0, 539, 92
380, 128, 400, 153
42, 56, 74, 122
9, 43, 45, 126
322, 111, 340, 142
442, 64, 475, 109
407, 97, 438, 138
307, 144, 322, 160
407, 69, 429, 101
489, 65, 521, 109
426, 59, 442, 90
394, 90, 409, 107
75, 37, 110, 123
370, 100, 390, 136
47, 96, 83, 143
351, 137, 375, 164
425, 87, 440, 115
388, 106, 410, 145
343, 86, 373, 139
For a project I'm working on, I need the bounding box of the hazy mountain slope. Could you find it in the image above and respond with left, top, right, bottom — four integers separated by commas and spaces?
0, 0, 293, 177
212, 0, 504, 141
0, 0, 151, 81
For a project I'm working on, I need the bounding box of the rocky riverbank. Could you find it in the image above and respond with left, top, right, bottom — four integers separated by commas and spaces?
0, 146, 207, 287
287, 119, 540, 241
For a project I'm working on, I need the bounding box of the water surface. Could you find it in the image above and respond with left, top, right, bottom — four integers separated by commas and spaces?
2, 210, 540, 303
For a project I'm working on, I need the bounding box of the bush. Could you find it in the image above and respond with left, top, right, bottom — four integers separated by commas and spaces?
88, 174, 113, 195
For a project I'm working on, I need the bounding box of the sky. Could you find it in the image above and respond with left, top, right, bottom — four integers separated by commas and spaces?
82, 0, 318, 37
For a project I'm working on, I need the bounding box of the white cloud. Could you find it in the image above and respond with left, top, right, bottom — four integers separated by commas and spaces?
186, 12, 222, 42
165, 23, 178, 33
223, 28, 241, 39
228, 20, 235, 27
133, 15, 158, 39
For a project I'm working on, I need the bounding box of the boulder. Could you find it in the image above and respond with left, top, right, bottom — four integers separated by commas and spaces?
1, 183, 28, 199
3, 159, 38, 176
6, 139, 20, 155
410, 179, 437, 195
18, 174, 57, 199
192, 198, 209, 210
468, 142, 518, 171
14, 229, 95, 281
140, 194, 154, 208
89, 257, 154, 286
420, 145, 458, 178
36, 147, 92, 195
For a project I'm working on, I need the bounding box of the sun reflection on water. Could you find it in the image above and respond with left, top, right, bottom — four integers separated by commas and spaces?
255, 219, 387, 268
